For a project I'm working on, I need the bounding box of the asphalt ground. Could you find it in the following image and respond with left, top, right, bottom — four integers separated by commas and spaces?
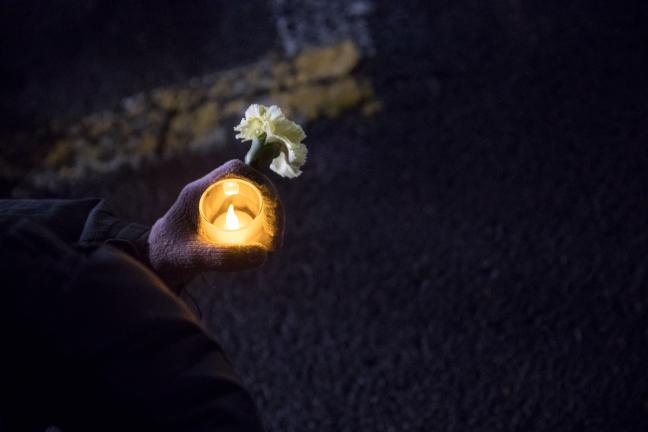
2, 1, 648, 431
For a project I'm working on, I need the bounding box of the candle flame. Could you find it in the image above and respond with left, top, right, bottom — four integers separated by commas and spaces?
225, 204, 240, 230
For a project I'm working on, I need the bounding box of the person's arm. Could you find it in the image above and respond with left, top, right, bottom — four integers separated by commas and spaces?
0, 197, 151, 263
0, 217, 264, 431
79, 198, 152, 264
0, 197, 101, 242
0, 160, 282, 431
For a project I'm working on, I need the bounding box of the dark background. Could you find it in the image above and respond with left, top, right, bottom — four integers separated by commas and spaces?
2, 1, 648, 431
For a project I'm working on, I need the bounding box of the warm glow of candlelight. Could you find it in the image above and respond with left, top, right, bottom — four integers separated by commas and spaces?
223, 181, 240, 196
199, 177, 273, 248
225, 204, 240, 230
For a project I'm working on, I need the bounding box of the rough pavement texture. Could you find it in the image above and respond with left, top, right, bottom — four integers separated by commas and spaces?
2, 1, 648, 431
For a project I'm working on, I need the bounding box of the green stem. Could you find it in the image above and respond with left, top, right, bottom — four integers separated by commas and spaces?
244, 133, 281, 170
245, 133, 266, 166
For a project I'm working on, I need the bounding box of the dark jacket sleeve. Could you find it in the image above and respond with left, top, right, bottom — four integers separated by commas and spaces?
0, 200, 264, 432
0, 198, 101, 242
0, 198, 150, 260
79, 199, 152, 264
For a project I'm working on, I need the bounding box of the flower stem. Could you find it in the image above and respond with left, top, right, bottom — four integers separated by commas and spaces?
245, 133, 266, 166
244, 133, 281, 170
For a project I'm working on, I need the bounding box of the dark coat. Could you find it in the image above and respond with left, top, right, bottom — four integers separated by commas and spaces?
0, 199, 263, 432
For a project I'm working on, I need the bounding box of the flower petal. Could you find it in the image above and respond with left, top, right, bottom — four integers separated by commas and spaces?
290, 142, 308, 166
266, 105, 284, 121
245, 104, 262, 119
272, 117, 306, 146
270, 150, 298, 178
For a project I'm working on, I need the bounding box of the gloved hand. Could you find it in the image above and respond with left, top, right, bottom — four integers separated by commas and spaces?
148, 159, 283, 288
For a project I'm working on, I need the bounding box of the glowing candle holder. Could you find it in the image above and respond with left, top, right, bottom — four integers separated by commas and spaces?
199, 178, 265, 245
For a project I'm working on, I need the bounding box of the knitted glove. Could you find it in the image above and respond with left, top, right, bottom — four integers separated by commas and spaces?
148, 159, 283, 288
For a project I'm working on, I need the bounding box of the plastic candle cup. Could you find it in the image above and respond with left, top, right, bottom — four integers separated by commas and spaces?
198, 178, 265, 245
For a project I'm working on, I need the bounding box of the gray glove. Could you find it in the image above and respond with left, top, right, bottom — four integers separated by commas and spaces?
148, 159, 283, 287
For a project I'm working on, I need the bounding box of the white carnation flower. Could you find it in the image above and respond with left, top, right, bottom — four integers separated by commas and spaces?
234, 104, 307, 178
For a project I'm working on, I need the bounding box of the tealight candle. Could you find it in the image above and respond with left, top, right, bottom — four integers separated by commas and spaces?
199, 178, 265, 245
